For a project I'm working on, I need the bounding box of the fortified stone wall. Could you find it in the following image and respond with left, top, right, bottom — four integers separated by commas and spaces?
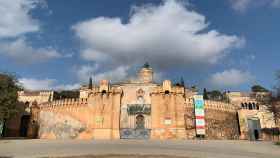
184, 100, 239, 140
38, 98, 90, 139
36, 82, 122, 140
150, 80, 186, 140
34, 95, 241, 140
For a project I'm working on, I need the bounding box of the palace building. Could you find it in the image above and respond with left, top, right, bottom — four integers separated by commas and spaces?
4, 64, 279, 140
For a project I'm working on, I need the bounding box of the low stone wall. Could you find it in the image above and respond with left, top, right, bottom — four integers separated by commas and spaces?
37, 98, 93, 139
261, 128, 280, 141
184, 101, 196, 139
185, 100, 239, 139
205, 109, 239, 139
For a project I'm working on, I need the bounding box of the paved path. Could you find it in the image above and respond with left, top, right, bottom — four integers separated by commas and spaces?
0, 139, 279, 158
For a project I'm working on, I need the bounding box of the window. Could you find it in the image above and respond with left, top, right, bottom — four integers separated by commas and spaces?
136, 114, 145, 129
101, 90, 106, 95
248, 103, 253, 110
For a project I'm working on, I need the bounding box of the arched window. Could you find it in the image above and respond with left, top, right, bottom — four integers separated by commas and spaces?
248, 103, 253, 110
256, 104, 260, 110
241, 103, 245, 109
136, 114, 145, 129
252, 103, 256, 109
244, 103, 248, 109
101, 90, 106, 95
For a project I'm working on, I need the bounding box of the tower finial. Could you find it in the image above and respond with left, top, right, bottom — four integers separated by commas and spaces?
143, 62, 150, 68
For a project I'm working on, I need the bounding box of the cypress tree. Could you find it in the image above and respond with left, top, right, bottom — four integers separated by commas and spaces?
203, 88, 209, 100
88, 77, 93, 89
180, 77, 185, 87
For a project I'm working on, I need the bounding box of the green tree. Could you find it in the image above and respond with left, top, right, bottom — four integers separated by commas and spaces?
208, 90, 223, 101
205, 90, 229, 102
0, 73, 22, 136
269, 101, 280, 126
53, 90, 79, 100
180, 77, 185, 87
276, 70, 280, 98
190, 85, 197, 92
203, 88, 209, 100
251, 85, 269, 92
88, 77, 93, 89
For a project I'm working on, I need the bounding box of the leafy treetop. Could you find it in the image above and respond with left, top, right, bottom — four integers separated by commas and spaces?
0, 73, 22, 120
251, 85, 269, 92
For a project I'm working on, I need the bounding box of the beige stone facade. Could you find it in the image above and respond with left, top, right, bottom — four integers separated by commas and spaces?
17, 90, 54, 106
226, 91, 277, 140
28, 66, 236, 140
7, 65, 278, 140
3, 91, 53, 137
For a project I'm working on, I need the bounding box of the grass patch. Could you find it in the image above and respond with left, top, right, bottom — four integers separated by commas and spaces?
275, 141, 280, 146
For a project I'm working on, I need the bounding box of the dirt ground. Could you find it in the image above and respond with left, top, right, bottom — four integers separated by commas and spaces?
44, 155, 189, 158
1, 139, 279, 158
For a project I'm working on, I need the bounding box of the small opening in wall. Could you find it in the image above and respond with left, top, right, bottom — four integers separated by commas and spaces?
165, 90, 170, 95
256, 104, 259, 110
244, 103, 248, 109
248, 103, 253, 110
101, 90, 107, 95
252, 103, 256, 109
24, 101, 30, 107
236, 112, 241, 135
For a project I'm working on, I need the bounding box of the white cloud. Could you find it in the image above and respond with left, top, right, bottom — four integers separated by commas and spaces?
73, 0, 244, 71
76, 65, 130, 83
53, 83, 80, 91
76, 65, 98, 82
230, 0, 252, 11
19, 78, 80, 90
0, 0, 66, 64
19, 78, 55, 90
94, 66, 130, 83
0, 0, 42, 38
0, 38, 62, 64
229, 0, 280, 11
271, 0, 280, 7
209, 69, 253, 88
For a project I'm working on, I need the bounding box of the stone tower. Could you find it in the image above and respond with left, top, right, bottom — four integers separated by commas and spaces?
138, 62, 154, 83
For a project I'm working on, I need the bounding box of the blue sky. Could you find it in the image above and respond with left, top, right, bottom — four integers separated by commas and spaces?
0, 0, 279, 91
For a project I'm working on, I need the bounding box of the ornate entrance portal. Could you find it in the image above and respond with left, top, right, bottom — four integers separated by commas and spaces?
120, 104, 151, 139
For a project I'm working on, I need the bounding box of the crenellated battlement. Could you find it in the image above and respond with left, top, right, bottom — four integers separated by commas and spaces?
151, 80, 185, 95
204, 100, 237, 112
40, 98, 88, 110
185, 99, 237, 112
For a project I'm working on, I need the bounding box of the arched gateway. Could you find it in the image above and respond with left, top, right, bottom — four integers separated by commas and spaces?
120, 88, 152, 139
120, 110, 151, 139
